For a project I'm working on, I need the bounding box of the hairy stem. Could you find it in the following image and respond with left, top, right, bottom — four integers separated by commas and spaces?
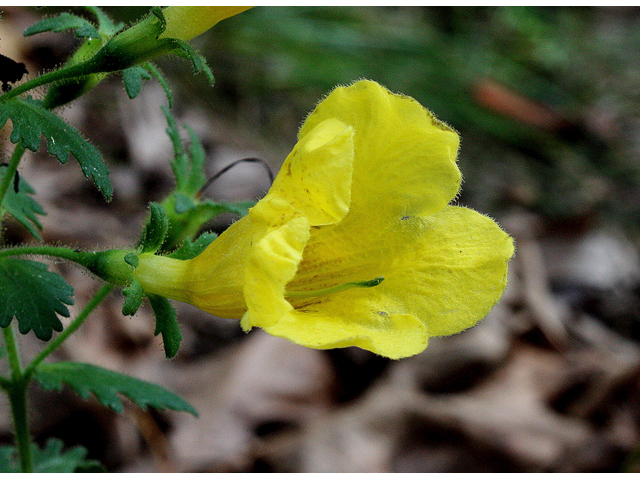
2, 325, 33, 472
0, 245, 94, 263
0, 60, 98, 104
0, 143, 25, 218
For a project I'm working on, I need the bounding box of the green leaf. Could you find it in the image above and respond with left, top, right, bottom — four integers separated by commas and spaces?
163, 105, 189, 191
0, 258, 73, 341
137, 202, 169, 253
168, 231, 218, 260
35, 362, 197, 416
185, 126, 207, 193
0, 446, 16, 473
0, 97, 112, 200
122, 65, 152, 100
122, 278, 143, 316
162, 105, 210, 196
23, 12, 100, 39
0, 439, 104, 473
0, 167, 45, 240
147, 294, 181, 358
143, 63, 173, 108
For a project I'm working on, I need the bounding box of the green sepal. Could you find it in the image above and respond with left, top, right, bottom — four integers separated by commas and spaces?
84, 7, 168, 73
0, 167, 45, 240
82, 249, 135, 286
147, 293, 181, 358
81, 6, 124, 36
122, 278, 143, 316
149, 6, 167, 29
0, 439, 104, 473
124, 252, 139, 268
137, 202, 169, 253
171, 39, 215, 86
0, 258, 73, 341
173, 192, 196, 214
122, 65, 152, 100
163, 197, 254, 251
168, 231, 217, 260
0, 97, 112, 200
34, 361, 197, 416
23, 12, 100, 39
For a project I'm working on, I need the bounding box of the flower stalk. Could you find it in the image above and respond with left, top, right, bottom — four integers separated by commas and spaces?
2, 324, 33, 473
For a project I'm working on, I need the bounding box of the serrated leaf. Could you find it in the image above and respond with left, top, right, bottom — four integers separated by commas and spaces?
0, 446, 16, 473
122, 65, 152, 100
23, 12, 100, 39
163, 106, 206, 196
0, 258, 73, 341
0, 168, 45, 240
162, 105, 189, 190
35, 362, 197, 416
137, 202, 169, 253
185, 125, 207, 193
0, 438, 105, 473
0, 96, 112, 200
168, 231, 218, 260
147, 294, 181, 358
35, 438, 104, 473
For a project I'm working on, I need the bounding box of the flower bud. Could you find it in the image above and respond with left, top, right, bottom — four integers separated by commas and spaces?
160, 6, 252, 41
91, 6, 251, 73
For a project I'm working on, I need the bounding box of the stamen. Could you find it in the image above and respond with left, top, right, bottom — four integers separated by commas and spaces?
197, 157, 274, 199
286, 276, 384, 299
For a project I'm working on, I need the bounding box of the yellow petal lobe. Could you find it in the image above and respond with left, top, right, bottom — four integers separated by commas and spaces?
241, 197, 310, 331
266, 118, 354, 226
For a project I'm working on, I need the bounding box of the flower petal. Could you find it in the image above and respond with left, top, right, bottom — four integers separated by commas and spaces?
266, 118, 354, 226
300, 80, 461, 220
262, 299, 428, 360
283, 205, 513, 356
241, 197, 310, 331
379, 206, 514, 337
161, 6, 252, 41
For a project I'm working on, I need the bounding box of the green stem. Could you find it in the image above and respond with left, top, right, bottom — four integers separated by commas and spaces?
2, 325, 33, 472
0, 59, 98, 104
23, 284, 114, 380
0, 143, 25, 216
0, 245, 93, 263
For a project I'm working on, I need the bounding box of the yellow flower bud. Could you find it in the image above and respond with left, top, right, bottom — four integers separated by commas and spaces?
160, 6, 252, 41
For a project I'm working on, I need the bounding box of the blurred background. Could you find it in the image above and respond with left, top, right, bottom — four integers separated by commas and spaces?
1, 5, 640, 472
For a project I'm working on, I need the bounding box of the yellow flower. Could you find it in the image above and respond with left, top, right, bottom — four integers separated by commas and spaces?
134, 80, 514, 359
160, 6, 253, 41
